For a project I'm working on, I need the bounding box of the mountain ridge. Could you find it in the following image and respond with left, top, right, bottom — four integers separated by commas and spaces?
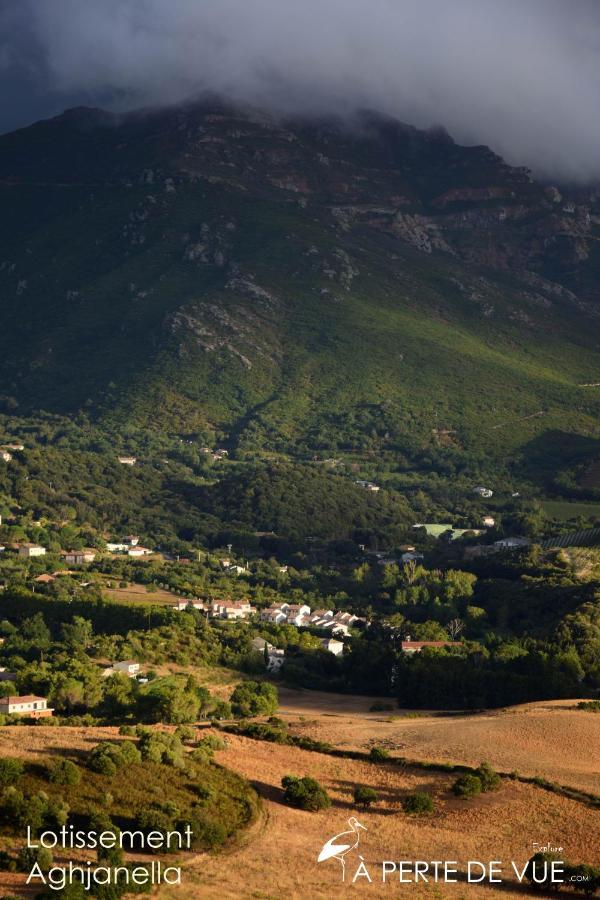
1, 99, 599, 478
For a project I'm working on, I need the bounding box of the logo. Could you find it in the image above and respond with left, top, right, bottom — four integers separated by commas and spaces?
317, 817, 367, 883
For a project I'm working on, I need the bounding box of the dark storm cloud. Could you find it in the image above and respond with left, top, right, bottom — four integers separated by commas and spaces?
2, 0, 600, 181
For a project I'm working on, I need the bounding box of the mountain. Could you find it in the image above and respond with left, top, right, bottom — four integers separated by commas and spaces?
1, 99, 599, 478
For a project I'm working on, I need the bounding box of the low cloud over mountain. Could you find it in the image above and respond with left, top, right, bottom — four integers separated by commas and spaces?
2, 0, 600, 181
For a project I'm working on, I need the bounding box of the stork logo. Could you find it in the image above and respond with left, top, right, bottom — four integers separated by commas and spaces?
317, 817, 367, 883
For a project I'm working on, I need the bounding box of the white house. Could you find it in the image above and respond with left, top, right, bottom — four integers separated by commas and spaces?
0, 695, 53, 718
473, 486, 493, 498
482, 516, 496, 527
124, 535, 140, 546
175, 599, 207, 612
63, 550, 96, 565
18, 544, 46, 558
127, 546, 153, 558
0, 451, 12, 462
223, 564, 250, 575
113, 660, 140, 677
285, 604, 311, 626
355, 480, 380, 492
118, 456, 137, 465
320, 638, 344, 656
251, 637, 285, 672
212, 600, 256, 620
260, 603, 289, 624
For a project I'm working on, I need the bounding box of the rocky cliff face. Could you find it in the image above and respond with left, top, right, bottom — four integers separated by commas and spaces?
0, 99, 598, 461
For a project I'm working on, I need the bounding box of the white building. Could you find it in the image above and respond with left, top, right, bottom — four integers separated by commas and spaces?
175, 599, 207, 612
321, 638, 344, 656
473, 486, 493, 498
18, 544, 46, 558
63, 550, 96, 565
212, 600, 256, 620
127, 546, 153, 558
355, 480, 380, 492
482, 516, 496, 527
0, 695, 53, 718
118, 456, 137, 466
251, 637, 285, 672
113, 660, 140, 677
260, 603, 289, 624
0, 451, 12, 462
285, 604, 311, 626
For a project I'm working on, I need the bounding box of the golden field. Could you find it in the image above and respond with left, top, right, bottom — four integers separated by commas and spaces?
277, 689, 600, 794
0, 691, 598, 899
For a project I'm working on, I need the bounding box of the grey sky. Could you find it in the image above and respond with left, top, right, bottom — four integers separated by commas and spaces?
2, 0, 600, 181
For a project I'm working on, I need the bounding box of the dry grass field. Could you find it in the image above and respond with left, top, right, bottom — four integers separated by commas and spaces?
0, 691, 598, 899
178, 733, 600, 899
102, 581, 179, 606
277, 689, 600, 795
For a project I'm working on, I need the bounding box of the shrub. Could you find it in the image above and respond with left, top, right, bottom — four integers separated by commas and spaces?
402, 792, 434, 815
281, 775, 331, 811
88, 741, 140, 775
353, 785, 379, 808
175, 725, 196, 743
48, 760, 81, 786
230, 681, 278, 718
577, 700, 600, 712
477, 761, 501, 792
17, 845, 53, 873
198, 734, 226, 752
118, 725, 135, 736
0, 758, 24, 786
452, 774, 483, 798
369, 746, 390, 762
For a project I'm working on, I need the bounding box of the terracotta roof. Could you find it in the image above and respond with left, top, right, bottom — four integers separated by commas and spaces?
1, 695, 46, 704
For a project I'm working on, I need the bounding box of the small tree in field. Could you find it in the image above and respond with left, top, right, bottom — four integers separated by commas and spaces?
354, 785, 379, 809
369, 746, 390, 762
476, 761, 501, 792
401, 792, 434, 815
281, 775, 330, 811
452, 774, 482, 798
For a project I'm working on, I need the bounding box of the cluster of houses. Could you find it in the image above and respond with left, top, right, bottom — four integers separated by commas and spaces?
250, 634, 344, 671
259, 603, 364, 636
174, 598, 257, 620
106, 535, 154, 557
174, 597, 361, 642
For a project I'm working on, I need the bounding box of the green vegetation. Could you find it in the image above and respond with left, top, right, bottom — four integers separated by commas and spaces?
369, 747, 391, 761
525, 853, 600, 895
353, 785, 379, 808
230, 681, 279, 718
452, 762, 501, 798
0, 737, 258, 856
281, 775, 331, 811
401, 792, 434, 815
452, 774, 483, 798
